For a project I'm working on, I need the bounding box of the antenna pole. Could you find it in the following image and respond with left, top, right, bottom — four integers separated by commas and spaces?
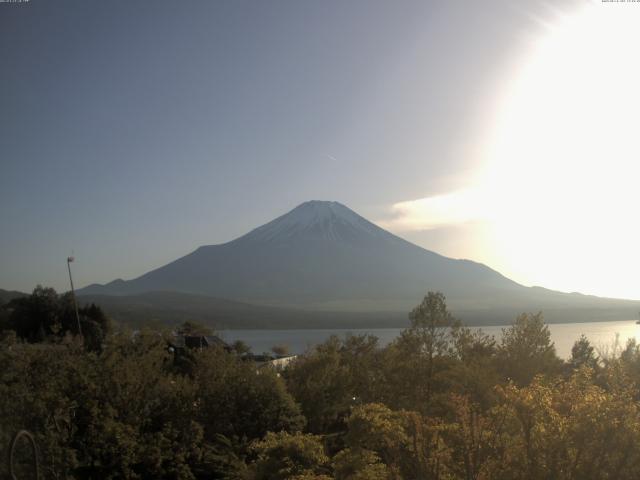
67, 256, 82, 336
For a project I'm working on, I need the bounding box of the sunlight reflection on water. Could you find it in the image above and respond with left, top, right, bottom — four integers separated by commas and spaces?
220, 320, 639, 359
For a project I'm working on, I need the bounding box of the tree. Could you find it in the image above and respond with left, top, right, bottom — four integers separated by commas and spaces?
444, 394, 510, 480
343, 403, 408, 467
407, 292, 457, 353
382, 292, 458, 412
194, 347, 305, 442
5, 287, 111, 351
0, 340, 85, 478
448, 326, 500, 408
77, 300, 111, 352
285, 335, 382, 433
272, 344, 290, 356
492, 370, 640, 480
569, 335, 599, 371
6, 286, 61, 341
0, 330, 251, 479
231, 339, 252, 355
343, 403, 452, 480
249, 432, 329, 480
0, 300, 10, 332
332, 448, 390, 480
176, 320, 213, 336
497, 312, 562, 386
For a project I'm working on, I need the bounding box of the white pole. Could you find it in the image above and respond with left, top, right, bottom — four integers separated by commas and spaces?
67, 256, 82, 336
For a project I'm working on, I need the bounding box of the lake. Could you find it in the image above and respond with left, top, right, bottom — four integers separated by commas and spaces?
220, 320, 640, 359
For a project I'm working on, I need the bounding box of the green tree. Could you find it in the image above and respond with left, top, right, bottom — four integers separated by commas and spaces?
249, 432, 329, 480
0, 300, 10, 332
444, 394, 511, 480
448, 326, 500, 408
492, 369, 640, 480
497, 312, 562, 386
272, 344, 290, 356
77, 300, 112, 352
382, 292, 458, 412
344, 403, 408, 468
569, 335, 599, 371
176, 320, 213, 336
194, 347, 305, 442
285, 334, 382, 433
407, 291, 457, 357
6, 285, 61, 341
0, 330, 245, 479
231, 339, 252, 355
343, 403, 451, 480
332, 448, 389, 480
5, 286, 111, 351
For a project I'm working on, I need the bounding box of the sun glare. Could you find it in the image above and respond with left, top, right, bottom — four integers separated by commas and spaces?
479, 3, 640, 298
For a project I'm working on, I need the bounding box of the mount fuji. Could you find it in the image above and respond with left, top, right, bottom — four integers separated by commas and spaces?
78, 201, 640, 325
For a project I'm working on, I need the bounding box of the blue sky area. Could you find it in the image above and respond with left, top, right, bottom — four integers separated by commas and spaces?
1, 0, 585, 293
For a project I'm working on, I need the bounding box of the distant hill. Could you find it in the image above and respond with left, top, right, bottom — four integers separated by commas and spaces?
77, 291, 408, 330
0, 288, 27, 305
76, 290, 640, 330
74, 200, 640, 326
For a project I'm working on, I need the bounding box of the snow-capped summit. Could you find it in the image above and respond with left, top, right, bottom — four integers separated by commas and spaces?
240, 200, 390, 243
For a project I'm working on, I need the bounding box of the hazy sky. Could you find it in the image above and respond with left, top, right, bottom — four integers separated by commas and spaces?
4, 0, 639, 300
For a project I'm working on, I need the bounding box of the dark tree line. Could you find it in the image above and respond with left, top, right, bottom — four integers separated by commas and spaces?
1, 286, 111, 351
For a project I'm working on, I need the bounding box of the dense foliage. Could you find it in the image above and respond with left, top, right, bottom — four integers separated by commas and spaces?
2, 289, 640, 479
1, 286, 111, 352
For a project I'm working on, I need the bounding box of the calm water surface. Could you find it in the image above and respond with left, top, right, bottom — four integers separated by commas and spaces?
220, 320, 640, 359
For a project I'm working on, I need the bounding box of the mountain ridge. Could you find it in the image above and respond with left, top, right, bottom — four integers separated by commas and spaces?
76, 200, 640, 323
78, 200, 521, 304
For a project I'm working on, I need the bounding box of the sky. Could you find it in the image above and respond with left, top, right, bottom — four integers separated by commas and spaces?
2, 0, 639, 300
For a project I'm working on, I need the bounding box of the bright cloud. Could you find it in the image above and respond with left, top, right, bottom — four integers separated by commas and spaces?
381, 188, 491, 231
383, 3, 640, 299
